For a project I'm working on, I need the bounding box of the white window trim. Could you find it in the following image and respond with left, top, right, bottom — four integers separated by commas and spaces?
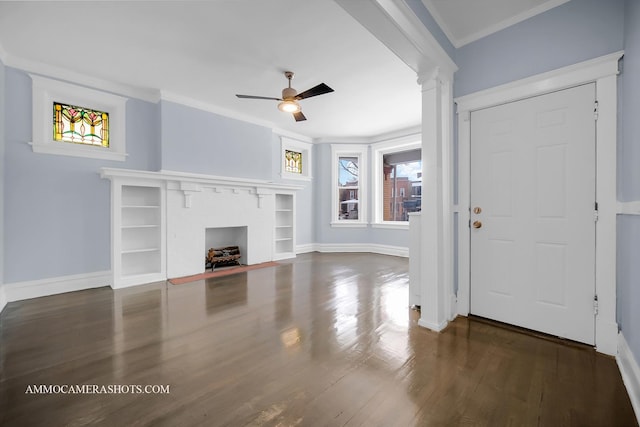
30, 75, 128, 161
280, 137, 312, 181
371, 136, 421, 229
331, 144, 368, 227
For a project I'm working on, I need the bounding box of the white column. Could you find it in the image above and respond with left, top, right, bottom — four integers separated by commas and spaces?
418, 68, 453, 331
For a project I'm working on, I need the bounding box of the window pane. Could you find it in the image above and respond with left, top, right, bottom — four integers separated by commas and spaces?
284, 149, 302, 174
382, 157, 421, 221
338, 156, 359, 220
53, 102, 109, 147
338, 157, 358, 187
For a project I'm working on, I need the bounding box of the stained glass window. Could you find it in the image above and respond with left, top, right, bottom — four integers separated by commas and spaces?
284, 149, 302, 174
53, 102, 109, 147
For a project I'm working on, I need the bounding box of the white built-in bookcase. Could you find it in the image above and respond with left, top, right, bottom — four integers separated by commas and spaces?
102, 168, 302, 287
274, 193, 296, 260
111, 181, 166, 288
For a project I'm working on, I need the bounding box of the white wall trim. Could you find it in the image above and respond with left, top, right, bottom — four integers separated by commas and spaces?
314, 126, 421, 145
280, 137, 313, 181
30, 75, 128, 162
423, 0, 570, 48
617, 332, 640, 425
618, 201, 640, 215
371, 136, 421, 225
4, 53, 159, 103
456, 51, 624, 112
4, 271, 111, 303
331, 144, 369, 226
456, 51, 623, 355
309, 243, 409, 258
334, 0, 456, 82
0, 286, 7, 314
295, 244, 316, 254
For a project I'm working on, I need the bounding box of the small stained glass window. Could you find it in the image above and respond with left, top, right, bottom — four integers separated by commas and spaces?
53, 102, 109, 147
284, 149, 302, 174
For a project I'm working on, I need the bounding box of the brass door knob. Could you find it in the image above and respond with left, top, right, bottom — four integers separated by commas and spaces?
473, 220, 482, 229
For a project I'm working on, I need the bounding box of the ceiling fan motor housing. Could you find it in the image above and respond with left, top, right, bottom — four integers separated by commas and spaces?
282, 87, 297, 100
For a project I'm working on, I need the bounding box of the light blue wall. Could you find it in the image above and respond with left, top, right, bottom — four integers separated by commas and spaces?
3, 68, 160, 283
159, 101, 315, 245
160, 101, 272, 180
454, 0, 625, 97
617, 0, 640, 369
314, 143, 410, 248
0, 59, 5, 288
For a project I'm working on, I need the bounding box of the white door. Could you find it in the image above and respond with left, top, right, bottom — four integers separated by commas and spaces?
470, 83, 596, 345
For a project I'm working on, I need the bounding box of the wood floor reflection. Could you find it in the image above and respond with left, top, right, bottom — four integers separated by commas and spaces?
0, 252, 637, 426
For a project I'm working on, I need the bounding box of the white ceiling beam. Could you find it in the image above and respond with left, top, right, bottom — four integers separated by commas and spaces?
335, 0, 457, 80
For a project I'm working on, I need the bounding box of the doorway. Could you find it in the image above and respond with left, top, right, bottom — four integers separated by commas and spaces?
469, 84, 596, 344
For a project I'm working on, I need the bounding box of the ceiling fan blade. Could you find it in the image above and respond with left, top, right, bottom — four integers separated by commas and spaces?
236, 94, 282, 101
295, 83, 334, 100
293, 111, 307, 122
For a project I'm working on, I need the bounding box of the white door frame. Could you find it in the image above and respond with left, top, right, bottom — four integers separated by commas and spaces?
455, 51, 623, 355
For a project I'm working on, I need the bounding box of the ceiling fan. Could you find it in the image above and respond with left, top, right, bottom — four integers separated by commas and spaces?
236, 71, 334, 122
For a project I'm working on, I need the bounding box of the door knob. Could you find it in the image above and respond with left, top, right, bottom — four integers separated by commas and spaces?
473, 207, 482, 214
473, 220, 482, 229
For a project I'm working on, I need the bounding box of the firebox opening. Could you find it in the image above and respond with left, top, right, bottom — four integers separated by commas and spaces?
204, 226, 248, 271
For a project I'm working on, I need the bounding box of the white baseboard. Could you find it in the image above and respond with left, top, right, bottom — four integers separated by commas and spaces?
617, 332, 640, 425
4, 271, 111, 302
0, 285, 7, 314
418, 317, 448, 332
311, 243, 409, 258
617, 201, 640, 215
295, 243, 316, 254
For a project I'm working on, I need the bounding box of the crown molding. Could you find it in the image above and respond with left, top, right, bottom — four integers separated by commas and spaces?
3, 52, 160, 103
456, 0, 570, 47
422, 0, 570, 48
314, 125, 421, 145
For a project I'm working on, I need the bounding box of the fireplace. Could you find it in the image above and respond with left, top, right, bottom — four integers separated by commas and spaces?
205, 226, 247, 270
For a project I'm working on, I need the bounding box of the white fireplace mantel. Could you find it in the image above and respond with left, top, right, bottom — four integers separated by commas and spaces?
101, 168, 303, 199
101, 168, 303, 288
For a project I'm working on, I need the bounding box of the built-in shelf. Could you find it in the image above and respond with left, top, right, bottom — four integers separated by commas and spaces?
101, 168, 303, 284
121, 248, 161, 254
109, 183, 166, 288
274, 193, 295, 260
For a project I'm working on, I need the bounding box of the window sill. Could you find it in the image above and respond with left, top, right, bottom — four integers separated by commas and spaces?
330, 221, 368, 228
371, 222, 410, 230
30, 141, 127, 162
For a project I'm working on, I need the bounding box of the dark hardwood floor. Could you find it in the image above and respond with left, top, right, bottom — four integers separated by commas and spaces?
0, 252, 637, 426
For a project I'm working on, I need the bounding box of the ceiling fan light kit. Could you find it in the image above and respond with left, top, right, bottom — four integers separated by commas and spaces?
236, 71, 334, 122
278, 99, 301, 113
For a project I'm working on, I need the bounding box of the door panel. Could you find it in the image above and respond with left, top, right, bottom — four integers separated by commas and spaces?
470, 83, 596, 345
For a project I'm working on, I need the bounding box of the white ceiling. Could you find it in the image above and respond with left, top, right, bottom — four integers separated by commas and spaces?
0, 1, 422, 141
0, 1, 572, 141
422, 0, 570, 47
